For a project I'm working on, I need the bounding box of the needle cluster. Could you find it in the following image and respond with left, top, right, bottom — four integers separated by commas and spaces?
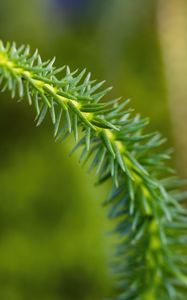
0, 41, 187, 300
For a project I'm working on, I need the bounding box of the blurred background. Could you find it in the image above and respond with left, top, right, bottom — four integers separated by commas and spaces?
0, 0, 187, 299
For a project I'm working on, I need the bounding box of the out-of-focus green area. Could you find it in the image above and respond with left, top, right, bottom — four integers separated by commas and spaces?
0, 0, 186, 299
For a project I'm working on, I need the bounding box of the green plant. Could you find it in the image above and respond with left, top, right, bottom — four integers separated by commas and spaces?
0, 40, 187, 300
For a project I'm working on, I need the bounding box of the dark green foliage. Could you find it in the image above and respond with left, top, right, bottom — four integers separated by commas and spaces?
0, 40, 187, 300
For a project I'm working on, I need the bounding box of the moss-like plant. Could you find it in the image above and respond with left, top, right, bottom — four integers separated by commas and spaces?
0, 40, 187, 300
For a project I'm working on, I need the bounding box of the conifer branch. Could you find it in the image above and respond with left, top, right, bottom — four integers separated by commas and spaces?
0, 40, 187, 300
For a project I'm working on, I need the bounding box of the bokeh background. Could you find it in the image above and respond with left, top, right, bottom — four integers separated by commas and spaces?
0, 0, 187, 299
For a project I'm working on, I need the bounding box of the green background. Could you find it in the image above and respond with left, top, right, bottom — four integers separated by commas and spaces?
0, 0, 186, 299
